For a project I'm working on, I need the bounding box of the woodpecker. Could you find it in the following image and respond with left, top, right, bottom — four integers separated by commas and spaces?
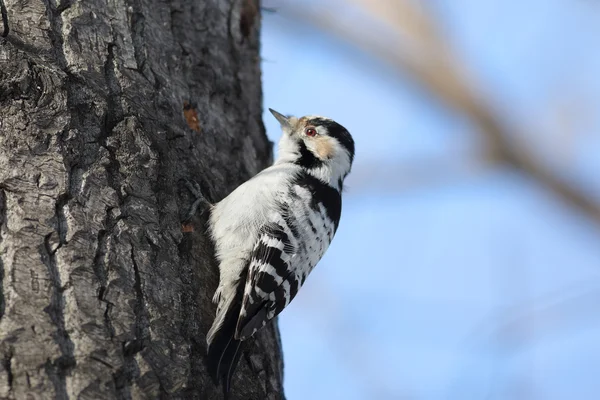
203, 108, 355, 392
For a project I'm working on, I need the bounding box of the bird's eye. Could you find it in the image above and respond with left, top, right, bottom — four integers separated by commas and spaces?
305, 127, 317, 137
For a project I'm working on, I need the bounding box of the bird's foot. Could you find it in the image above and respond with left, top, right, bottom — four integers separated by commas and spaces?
182, 179, 211, 222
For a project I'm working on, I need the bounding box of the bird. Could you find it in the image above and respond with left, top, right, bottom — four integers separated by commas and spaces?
201, 108, 355, 393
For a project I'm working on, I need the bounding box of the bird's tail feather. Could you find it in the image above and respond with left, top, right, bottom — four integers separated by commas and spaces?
206, 281, 246, 393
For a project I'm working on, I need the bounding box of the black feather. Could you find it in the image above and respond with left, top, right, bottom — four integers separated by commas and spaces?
292, 172, 342, 231
295, 140, 323, 169
238, 301, 269, 340
206, 269, 248, 394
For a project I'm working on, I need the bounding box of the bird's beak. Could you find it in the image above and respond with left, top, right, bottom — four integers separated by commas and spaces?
269, 108, 291, 129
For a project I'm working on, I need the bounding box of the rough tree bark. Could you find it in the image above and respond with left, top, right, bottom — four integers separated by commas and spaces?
0, 0, 284, 399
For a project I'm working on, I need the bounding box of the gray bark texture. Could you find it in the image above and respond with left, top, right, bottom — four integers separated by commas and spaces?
0, 0, 285, 399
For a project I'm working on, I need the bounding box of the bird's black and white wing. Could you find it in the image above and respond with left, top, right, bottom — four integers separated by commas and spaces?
235, 221, 301, 340
235, 176, 341, 340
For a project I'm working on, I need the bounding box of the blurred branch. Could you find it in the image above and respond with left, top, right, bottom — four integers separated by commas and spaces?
281, 0, 600, 226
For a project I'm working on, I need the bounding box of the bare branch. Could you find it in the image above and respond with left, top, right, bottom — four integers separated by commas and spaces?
281, 1, 600, 225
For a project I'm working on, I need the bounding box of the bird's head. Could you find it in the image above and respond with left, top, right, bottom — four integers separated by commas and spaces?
269, 108, 355, 189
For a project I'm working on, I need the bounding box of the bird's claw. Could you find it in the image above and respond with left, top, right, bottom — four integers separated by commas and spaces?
182, 179, 210, 222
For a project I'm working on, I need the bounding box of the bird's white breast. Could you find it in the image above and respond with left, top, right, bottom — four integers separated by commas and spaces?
209, 164, 299, 280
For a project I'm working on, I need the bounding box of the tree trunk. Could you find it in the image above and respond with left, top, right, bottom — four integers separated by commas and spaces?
0, 0, 284, 399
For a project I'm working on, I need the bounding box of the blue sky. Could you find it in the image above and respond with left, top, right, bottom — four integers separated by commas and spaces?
260, 2, 600, 399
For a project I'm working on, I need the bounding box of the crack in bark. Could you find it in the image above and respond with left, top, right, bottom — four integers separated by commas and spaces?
101, 43, 127, 206
130, 245, 149, 345
93, 230, 109, 298
3, 347, 13, 394
93, 207, 124, 341
127, 0, 148, 77
41, 232, 75, 400
1, 0, 8, 38
55, 0, 72, 14
0, 189, 6, 323
113, 244, 150, 400
42, 0, 69, 71
54, 193, 71, 247
89, 355, 113, 369
103, 299, 116, 341
103, 43, 124, 133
